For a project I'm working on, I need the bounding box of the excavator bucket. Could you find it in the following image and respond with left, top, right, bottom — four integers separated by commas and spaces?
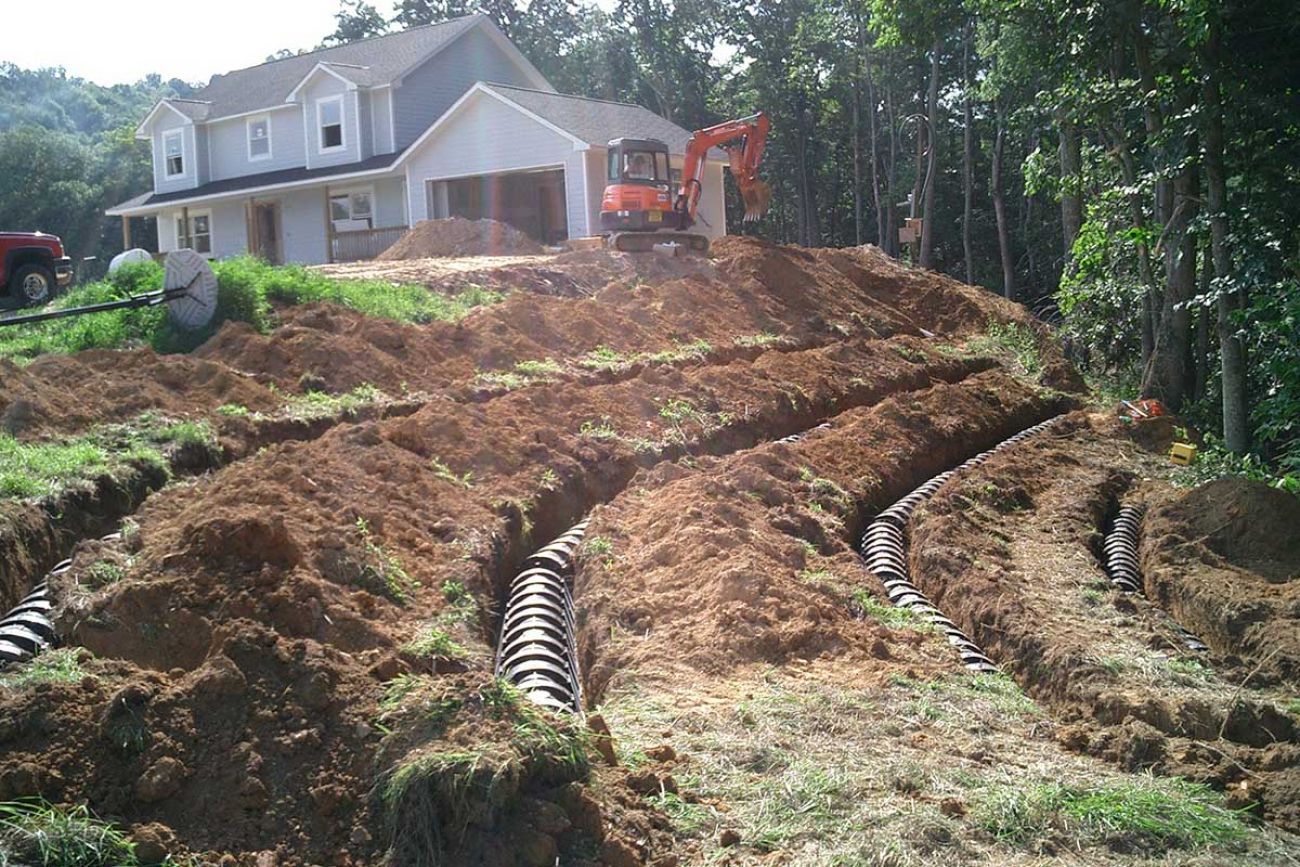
739, 179, 772, 222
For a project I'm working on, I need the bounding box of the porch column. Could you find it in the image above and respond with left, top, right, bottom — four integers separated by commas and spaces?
121, 216, 131, 250
323, 186, 335, 264
181, 206, 191, 249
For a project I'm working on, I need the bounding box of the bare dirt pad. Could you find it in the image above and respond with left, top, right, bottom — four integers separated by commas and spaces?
377, 217, 544, 259
907, 416, 1300, 832
1142, 478, 1300, 685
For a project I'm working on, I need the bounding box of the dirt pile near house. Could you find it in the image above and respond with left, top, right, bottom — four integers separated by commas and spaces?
377, 217, 544, 259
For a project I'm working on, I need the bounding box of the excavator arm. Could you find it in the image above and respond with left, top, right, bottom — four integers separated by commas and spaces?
674, 112, 772, 226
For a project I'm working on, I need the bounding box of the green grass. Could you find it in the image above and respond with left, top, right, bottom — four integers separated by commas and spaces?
734, 332, 786, 349
0, 650, 89, 691
84, 561, 126, 587
429, 457, 473, 489
0, 415, 215, 501
851, 589, 933, 631
965, 319, 1043, 380
402, 627, 466, 662
0, 799, 138, 866
0, 257, 504, 364
975, 776, 1250, 851
578, 418, 619, 440
356, 517, 418, 604
272, 383, 388, 421
584, 536, 613, 556
575, 345, 630, 371
474, 357, 564, 391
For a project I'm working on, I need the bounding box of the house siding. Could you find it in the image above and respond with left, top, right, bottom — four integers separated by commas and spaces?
403, 91, 580, 234
207, 108, 305, 181
372, 89, 394, 154
151, 111, 198, 195
392, 27, 533, 150
303, 75, 361, 170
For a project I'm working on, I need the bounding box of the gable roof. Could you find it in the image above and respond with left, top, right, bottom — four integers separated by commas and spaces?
482, 84, 726, 159
183, 15, 548, 121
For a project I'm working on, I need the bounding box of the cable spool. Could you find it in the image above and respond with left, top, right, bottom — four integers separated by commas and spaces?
163, 249, 218, 330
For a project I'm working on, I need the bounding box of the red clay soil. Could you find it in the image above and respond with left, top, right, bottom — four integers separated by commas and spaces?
0, 238, 1086, 864
1141, 478, 1300, 684
0, 350, 281, 440
575, 369, 1062, 699
906, 417, 1300, 831
377, 217, 544, 259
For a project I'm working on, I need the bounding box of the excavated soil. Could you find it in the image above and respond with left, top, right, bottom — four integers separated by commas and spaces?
2, 236, 1293, 864
1142, 478, 1300, 684
377, 218, 544, 259
906, 417, 1300, 831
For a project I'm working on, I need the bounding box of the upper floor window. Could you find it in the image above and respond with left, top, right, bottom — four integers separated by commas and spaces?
163, 129, 185, 178
318, 96, 344, 152
248, 115, 271, 161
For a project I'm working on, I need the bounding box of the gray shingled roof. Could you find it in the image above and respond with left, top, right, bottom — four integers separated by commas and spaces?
106, 154, 401, 214
483, 84, 724, 158
191, 15, 480, 119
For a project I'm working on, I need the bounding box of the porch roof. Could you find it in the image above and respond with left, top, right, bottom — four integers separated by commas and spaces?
106, 153, 402, 216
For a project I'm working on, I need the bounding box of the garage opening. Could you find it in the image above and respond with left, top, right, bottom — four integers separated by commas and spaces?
426, 167, 567, 245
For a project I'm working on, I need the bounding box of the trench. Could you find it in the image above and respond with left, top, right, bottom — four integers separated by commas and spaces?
1100, 501, 1208, 653
857, 417, 1063, 672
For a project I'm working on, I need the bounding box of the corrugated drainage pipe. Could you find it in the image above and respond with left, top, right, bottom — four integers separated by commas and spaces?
0, 559, 69, 666
859, 417, 1061, 672
1101, 505, 1207, 652
494, 519, 588, 713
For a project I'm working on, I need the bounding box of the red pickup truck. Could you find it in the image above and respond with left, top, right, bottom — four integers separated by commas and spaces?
0, 232, 73, 308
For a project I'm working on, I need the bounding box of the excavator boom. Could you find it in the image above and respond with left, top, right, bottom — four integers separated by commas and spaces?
675, 112, 772, 226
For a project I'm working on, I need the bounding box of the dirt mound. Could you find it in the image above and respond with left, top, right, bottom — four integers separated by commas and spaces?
377, 217, 543, 260
1142, 478, 1300, 684
0, 349, 282, 439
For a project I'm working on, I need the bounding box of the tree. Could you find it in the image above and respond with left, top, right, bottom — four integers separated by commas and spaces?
322, 0, 389, 45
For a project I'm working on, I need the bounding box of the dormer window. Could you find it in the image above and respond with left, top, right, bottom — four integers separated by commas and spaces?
163, 129, 185, 178
318, 96, 344, 152
247, 115, 271, 160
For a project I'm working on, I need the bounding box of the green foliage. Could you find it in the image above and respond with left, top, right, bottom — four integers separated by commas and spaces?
402, 627, 466, 662
355, 517, 418, 604
0, 650, 89, 691
975, 776, 1249, 851
429, 457, 473, 489
965, 320, 1042, 379
0, 257, 500, 364
0, 799, 138, 866
1172, 433, 1300, 494
851, 589, 931, 631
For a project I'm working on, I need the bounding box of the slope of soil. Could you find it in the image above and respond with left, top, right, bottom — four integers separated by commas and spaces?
905, 416, 1300, 831
377, 217, 543, 259
1141, 478, 1300, 684
2, 237, 1285, 865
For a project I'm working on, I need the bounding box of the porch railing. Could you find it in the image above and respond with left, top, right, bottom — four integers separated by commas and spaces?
330, 225, 409, 263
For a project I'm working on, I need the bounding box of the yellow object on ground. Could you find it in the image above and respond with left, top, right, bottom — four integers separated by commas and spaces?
1170, 442, 1198, 465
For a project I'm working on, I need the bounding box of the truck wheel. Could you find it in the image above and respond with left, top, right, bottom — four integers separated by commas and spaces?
10, 264, 54, 307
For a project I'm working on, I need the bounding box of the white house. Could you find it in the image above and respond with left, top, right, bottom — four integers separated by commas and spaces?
107, 15, 728, 264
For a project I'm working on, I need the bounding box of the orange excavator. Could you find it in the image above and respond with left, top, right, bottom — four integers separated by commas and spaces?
599, 112, 771, 253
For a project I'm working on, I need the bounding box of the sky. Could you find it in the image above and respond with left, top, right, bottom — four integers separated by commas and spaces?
3, 0, 616, 88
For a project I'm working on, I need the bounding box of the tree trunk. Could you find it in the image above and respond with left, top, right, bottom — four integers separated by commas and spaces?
961, 22, 974, 285
1141, 146, 1198, 411
1193, 241, 1211, 402
1202, 17, 1249, 451
886, 74, 900, 258
919, 39, 940, 269
852, 79, 863, 246
1058, 116, 1082, 260
865, 57, 885, 248
991, 101, 1015, 300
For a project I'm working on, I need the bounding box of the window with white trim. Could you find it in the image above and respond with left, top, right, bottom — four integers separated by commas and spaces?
175, 211, 212, 255
248, 115, 271, 160
329, 187, 373, 230
318, 96, 344, 151
163, 129, 185, 178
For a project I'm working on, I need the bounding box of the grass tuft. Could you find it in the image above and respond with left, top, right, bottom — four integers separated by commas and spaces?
975, 776, 1250, 851
0, 649, 89, 691
0, 799, 138, 866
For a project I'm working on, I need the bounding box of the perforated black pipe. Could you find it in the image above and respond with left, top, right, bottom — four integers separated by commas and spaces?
0, 559, 66, 666
859, 417, 1061, 672
1101, 505, 1207, 652
494, 520, 588, 713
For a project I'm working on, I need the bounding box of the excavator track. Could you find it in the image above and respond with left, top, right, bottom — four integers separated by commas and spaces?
607, 231, 710, 254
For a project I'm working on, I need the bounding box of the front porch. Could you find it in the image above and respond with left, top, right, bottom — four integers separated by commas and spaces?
120, 174, 410, 266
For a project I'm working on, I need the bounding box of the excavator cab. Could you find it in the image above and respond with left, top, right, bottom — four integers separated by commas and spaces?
600, 138, 676, 234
